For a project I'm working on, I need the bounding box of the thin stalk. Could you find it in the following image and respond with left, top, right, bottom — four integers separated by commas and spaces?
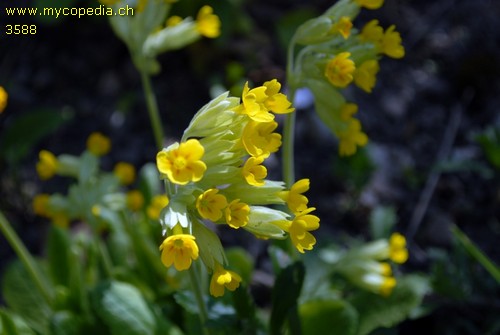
0, 211, 53, 305
283, 36, 298, 188
188, 263, 210, 335
140, 71, 165, 150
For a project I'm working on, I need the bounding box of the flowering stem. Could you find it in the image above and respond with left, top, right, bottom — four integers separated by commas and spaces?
0, 211, 53, 305
188, 263, 210, 335
140, 71, 165, 150
284, 36, 298, 188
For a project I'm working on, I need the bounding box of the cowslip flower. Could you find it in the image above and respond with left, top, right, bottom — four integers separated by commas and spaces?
278, 178, 310, 213
0, 86, 7, 113
113, 162, 136, 185
359, 20, 384, 46
210, 262, 242, 297
33, 194, 51, 217
381, 25, 405, 59
338, 119, 368, 156
354, 0, 384, 10
339, 103, 358, 121
86, 132, 111, 156
196, 188, 228, 221
241, 120, 282, 158
354, 59, 380, 93
159, 234, 199, 271
325, 52, 356, 88
147, 195, 170, 220
330, 16, 352, 39
234, 81, 294, 122
389, 232, 409, 263
275, 207, 320, 253
36, 150, 59, 180
242, 156, 267, 187
196, 6, 221, 38
156, 139, 207, 185
225, 199, 250, 229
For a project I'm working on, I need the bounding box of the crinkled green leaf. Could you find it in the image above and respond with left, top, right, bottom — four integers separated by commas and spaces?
0, 309, 36, 335
91, 281, 156, 335
49, 311, 83, 335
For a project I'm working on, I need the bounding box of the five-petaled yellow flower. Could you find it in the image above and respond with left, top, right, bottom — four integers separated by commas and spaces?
279, 179, 310, 214
196, 188, 228, 221
159, 234, 199, 271
382, 25, 405, 59
225, 199, 250, 229
87, 132, 111, 156
325, 52, 356, 88
338, 119, 368, 156
36, 150, 58, 180
242, 156, 267, 187
242, 120, 282, 158
127, 190, 145, 212
330, 16, 352, 39
354, 60, 380, 93
287, 207, 320, 253
156, 139, 207, 185
209, 262, 242, 297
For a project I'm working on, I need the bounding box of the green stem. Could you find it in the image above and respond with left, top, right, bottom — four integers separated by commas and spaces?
282, 105, 296, 188
188, 263, 210, 335
0, 211, 53, 305
140, 70, 165, 151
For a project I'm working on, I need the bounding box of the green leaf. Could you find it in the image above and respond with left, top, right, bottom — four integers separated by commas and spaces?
46, 226, 71, 286
270, 261, 305, 335
349, 275, 429, 335
0, 309, 36, 335
299, 299, 358, 335
78, 151, 99, 183
1, 261, 52, 334
369, 206, 396, 240
0, 109, 71, 165
91, 281, 156, 335
231, 284, 261, 334
138, 163, 161, 204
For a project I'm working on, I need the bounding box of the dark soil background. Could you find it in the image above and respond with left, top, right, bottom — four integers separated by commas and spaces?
1, 0, 499, 333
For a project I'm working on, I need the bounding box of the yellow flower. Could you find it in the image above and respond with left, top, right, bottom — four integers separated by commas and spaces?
338, 119, 368, 156
330, 16, 352, 39
287, 207, 320, 253
360, 20, 383, 46
196, 5, 220, 38
52, 213, 70, 229
389, 232, 408, 264
126, 190, 144, 211
354, 0, 384, 10
224, 199, 250, 229
0, 86, 7, 113
113, 162, 136, 185
278, 178, 310, 213
156, 139, 207, 185
36, 150, 58, 180
325, 52, 355, 88
159, 234, 199, 271
234, 80, 294, 122
86, 132, 111, 156
209, 263, 242, 297
339, 103, 358, 121
147, 195, 169, 220
196, 188, 228, 221
33, 194, 51, 217
379, 276, 396, 296
166, 15, 183, 27
241, 120, 282, 158
382, 25, 405, 59
354, 60, 380, 93
262, 79, 295, 115
242, 156, 267, 187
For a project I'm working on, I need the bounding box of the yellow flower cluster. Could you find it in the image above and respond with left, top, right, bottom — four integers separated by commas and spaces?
154, 80, 320, 296
292, 0, 404, 156
334, 232, 409, 296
